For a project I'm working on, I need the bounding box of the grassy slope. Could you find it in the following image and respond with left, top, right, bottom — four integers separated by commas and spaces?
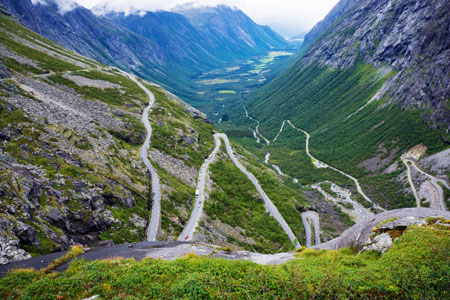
205, 149, 293, 253
0, 13, 211, 249
1, 224, 448, 299
224, 59, 448, 209
0, 13, 152, 248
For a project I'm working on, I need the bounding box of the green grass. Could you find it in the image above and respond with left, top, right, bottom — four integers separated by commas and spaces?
48, 74, 130, 106
1, 225, 448, 299
206, 152, 292, 253
437, 182, 450, 208
198, 78, 239, 85
147, 84, 215, 169
153, 162, 195, 239
218, 90, 236, 94
224, 60, 448, 209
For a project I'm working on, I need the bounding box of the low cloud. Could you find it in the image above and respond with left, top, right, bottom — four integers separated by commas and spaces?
31, 0, 80, 14
45, 0, 340, 37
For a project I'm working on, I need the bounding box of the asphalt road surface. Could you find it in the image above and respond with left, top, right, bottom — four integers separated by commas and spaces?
178, 135, 222, 241
216, 133, 301, 248
123, 71, 161, 241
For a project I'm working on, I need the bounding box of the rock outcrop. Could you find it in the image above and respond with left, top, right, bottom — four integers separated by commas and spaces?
0, 61, 10, 79
314, 208, 450, 252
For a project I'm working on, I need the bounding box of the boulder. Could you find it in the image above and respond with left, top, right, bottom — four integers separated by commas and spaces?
46, 207, 65, 225
361, 233, 393, 253
0, 237, 31, 264
314, 208, 450, 252
14, 221, 40, 246
0, 61, 10, 79
130, 214, 146, 229
92, 209, 120, 230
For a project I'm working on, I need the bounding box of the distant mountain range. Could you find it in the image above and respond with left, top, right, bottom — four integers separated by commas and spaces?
0, 0, 292, 104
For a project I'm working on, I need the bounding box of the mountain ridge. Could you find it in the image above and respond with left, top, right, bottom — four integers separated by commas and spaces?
0, 0, 292, 108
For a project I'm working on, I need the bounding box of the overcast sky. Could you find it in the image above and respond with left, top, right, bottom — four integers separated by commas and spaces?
70, 0, 339, 37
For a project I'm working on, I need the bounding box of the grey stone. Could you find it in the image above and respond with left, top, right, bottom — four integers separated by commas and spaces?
112, 110, 125, 117
14, 221, 40, 246
46, 207, 64, 224
378, 216, 426, 231
130, 214, 146, 229
314, 208, 450, 251
361, 233, 393, 253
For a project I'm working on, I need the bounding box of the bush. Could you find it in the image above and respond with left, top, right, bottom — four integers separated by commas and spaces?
40, 245, 84, 273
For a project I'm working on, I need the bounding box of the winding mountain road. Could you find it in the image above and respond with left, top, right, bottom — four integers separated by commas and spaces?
402, 159, 421, 207
123, 72, 161, 241
403, 158, 448, 211
286, 120, 385, 212
178, 135, 222, 241
301, 211, 320, 247
216, 133, 300, 248
243, 105, 270, 145
181, 132, 301, 247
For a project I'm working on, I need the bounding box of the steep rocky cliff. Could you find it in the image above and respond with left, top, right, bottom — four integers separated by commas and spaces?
301, 0, 450, 131
303, 0, 357, 46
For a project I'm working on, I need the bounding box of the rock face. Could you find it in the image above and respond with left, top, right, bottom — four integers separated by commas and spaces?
0, 61, 10, 79
314, 208, 450, 252
301, 0, 450, 131
303, 0, 357, 47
